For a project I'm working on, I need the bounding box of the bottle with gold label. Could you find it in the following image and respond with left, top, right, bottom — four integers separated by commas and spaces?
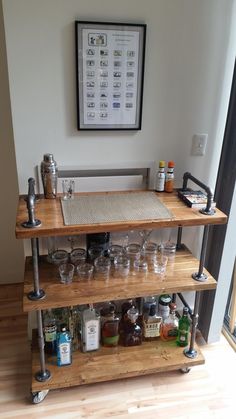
143, 303, 162, 341
164, 161, 175, 193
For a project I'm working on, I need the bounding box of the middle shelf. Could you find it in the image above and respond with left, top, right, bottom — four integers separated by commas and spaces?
23, 245, 216, 312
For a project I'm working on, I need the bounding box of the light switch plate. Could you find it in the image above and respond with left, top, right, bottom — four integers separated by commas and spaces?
191, 134, 208, 156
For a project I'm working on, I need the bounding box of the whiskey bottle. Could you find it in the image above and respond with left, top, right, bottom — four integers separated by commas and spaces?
143, 303, 162, 341
123, 306, 142, 347
160, 302, 179, 341
101, 305, 119, 347
176, 307, 191, 347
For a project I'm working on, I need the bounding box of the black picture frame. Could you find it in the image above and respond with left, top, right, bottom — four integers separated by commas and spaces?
75, 21, 146, 130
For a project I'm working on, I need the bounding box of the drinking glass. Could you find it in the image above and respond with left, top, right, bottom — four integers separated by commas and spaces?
94, 256, 111, 280
62, 179, 75, 200
70, 248, 87, 266
59, 263, 74, 284
77, 263, 94, 280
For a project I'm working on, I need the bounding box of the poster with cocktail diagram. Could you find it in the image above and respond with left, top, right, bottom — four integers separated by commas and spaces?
75, 22, 146, 130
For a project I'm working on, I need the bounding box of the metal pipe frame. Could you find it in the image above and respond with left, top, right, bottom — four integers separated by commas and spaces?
192, 225, 209, 282
184, 291, 201, 358
176, 227, 183, 250
34, 310, 51, 382
177, 293, 193, 317
27, 238, 45, 301
182, 172, 215, 215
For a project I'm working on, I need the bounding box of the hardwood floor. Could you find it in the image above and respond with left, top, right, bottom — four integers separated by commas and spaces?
0, 284, 235, 419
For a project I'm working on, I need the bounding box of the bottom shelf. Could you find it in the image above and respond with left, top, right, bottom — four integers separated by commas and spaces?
31, 339, 205, 392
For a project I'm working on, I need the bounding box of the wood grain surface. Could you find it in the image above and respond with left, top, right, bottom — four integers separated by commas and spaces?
31, 338, 205, 392
15, 190, 227, 239
23, 247, 216, 312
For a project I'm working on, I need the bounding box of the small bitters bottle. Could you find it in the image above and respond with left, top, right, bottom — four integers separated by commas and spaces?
164, 161, 175, 193
160, 302, 179, 341
155, 160, 165, 192
176, 307, 191, 347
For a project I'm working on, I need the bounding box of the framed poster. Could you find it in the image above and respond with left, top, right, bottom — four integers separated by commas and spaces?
75, 21, 146, 130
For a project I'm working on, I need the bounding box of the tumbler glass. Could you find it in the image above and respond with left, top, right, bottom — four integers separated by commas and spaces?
113, 255, 130, 278
94, 256, 111, 280
77, 263, 94, 280
70, 248, 87, 266
51, 249, 69, 265
59, 263, 74, 284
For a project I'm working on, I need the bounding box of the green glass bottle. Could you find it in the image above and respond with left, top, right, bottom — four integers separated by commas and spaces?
176, 307, 191, 347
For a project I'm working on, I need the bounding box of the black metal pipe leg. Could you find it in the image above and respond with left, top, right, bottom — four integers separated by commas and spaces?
184, 291, 201, 359
28, 238, 45, 300
176, 227, 183, 250
35, 310, 51, 382
192, 225, 209, 282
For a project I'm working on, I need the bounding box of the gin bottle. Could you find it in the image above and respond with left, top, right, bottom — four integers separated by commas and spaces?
57, 325, 72, 366
81, 306, 100, 352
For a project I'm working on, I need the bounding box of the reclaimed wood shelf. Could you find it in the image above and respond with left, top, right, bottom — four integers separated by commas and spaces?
31, 337, 204, 392
23, 246, 216, 312
15, 190, 227, 239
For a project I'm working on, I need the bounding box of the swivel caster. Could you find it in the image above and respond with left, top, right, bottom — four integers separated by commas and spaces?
180, 367, 191, 374
31, 389, 49, 404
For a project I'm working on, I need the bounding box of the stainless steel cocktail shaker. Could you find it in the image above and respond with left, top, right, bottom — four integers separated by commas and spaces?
41, 153, 58, 199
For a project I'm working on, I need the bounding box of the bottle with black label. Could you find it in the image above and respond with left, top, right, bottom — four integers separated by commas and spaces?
43, 309, 57, 355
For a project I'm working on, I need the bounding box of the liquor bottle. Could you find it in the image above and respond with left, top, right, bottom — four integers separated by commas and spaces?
68, 306, 80, 351
81, 306, 100, 352
43, 309, 57, 355
160, 303, 179, 341
143, 303, 162, 341
176, 307, 191, 347
119, 299, 135, 342
158, 294, 172, 320
57, 324, 72, 366
164, 161, 175, 193
123, 306, 142, 347
155, 160, 165, 192
101, 305, 119, 347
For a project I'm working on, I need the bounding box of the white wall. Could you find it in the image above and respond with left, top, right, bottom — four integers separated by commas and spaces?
2, 0, 233, 195
0, 0, 24, 284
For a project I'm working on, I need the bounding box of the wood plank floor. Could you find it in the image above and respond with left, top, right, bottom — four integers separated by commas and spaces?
0, 284, 235, 418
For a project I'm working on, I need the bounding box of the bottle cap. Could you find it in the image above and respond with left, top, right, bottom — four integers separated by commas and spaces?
159, 160, 165, 168
183, 307, 189, 314
149, 304, 156, 316
169, 303, 176, 311
168, 161, 175, 168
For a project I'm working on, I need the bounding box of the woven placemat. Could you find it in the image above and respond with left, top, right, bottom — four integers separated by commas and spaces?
61, 192, 173, 226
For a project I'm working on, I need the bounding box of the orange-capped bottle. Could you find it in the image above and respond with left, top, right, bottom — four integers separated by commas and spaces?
164, 161, 175, 193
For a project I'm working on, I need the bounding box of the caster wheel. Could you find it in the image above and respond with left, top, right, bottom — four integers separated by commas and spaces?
180, 367, 191, 374
31, 389, 49, 404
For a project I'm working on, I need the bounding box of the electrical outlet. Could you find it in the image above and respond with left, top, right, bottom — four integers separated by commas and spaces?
191, 134, 208, 156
